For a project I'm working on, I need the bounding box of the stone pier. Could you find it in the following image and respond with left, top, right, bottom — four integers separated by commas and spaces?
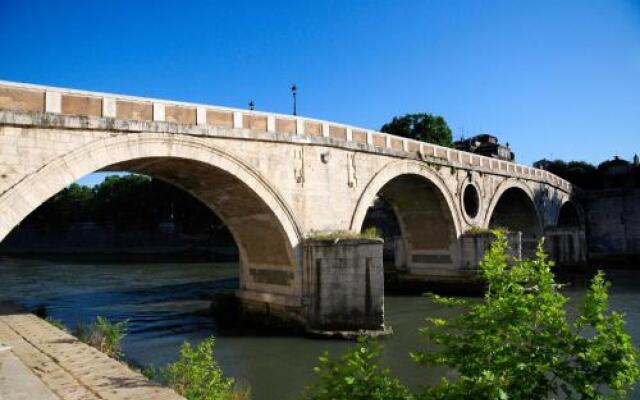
303, 238, 385, 332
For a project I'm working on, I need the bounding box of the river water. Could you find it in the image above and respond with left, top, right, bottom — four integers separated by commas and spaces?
0, 256, 639, 399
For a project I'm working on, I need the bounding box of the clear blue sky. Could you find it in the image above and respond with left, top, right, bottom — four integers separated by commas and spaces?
1, 0, 639, 173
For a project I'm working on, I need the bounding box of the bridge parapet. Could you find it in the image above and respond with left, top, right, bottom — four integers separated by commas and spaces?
0, 80, 571, 192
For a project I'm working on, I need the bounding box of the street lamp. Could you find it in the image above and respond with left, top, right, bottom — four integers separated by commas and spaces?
291, 84, 297, 116
249, 100, 255, 111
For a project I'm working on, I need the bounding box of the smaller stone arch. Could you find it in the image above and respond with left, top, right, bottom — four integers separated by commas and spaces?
555, 199, 585, 228
484, 179, 543, 237
351, 160, 462, 276
546, 198, 588, 266
351, 161, 462, 235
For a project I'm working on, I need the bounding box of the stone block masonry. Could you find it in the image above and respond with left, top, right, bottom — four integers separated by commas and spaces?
0, 304, 184, 400
0, 80, 582, 332
303, 239, 385, 331
587, 188, 640, 262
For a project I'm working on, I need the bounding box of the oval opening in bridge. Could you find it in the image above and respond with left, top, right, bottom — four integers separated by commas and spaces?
463, 184, 480, 219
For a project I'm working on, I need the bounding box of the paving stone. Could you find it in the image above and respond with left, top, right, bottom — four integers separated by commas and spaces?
0, 312, 184, 400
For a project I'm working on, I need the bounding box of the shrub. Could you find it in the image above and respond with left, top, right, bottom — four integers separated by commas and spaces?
412, 230, 640, 399
301, 337, 413, 400
162, 336, 238, 400
74, 316, 128, 359
307, 227, 381, 241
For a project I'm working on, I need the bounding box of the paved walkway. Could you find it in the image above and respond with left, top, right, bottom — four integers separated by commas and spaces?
0, 306, 184, 400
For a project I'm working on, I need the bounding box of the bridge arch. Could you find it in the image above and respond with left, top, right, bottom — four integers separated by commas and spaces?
0, 132, 302, 299
485, 180, 543, 237
351, 160, 461, 274
555, 199, 584, 228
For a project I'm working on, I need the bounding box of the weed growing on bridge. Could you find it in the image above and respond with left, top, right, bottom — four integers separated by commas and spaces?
307, 227, 381, 241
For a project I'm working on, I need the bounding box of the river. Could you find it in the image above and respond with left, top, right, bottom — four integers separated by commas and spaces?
0, 256, 638, 399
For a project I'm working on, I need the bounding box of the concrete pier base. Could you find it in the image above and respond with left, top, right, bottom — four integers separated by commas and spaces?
303, 238, 385, 332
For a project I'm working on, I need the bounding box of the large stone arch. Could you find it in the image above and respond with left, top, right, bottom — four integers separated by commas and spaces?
0, 131, 303, 303
484, 179, 543, 237
351, 160, 461, 275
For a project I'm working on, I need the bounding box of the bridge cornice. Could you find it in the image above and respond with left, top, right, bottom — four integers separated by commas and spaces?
0, 80, 573, 194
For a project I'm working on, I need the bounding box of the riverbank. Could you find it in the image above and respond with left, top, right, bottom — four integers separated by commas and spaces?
0, 303, 185, 400
0, 222, 238, 259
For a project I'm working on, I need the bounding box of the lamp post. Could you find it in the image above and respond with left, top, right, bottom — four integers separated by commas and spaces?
291, 84, 297, 116
249, 100, 255, 111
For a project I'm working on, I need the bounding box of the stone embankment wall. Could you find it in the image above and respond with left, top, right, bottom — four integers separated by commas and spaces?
586, 188, 640, 263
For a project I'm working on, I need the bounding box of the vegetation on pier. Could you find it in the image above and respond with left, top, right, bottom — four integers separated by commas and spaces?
306, 227, 381, 241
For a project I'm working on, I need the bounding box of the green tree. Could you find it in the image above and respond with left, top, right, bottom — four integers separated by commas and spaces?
536, 159, 600, 190
302, 337, 413, 400
413, 231, 639, 400
162, 337, 235, 400
380, 113, 452, 147
29, 183, 95, 229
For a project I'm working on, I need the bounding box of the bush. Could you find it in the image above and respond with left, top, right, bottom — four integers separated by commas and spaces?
307, 227, 381, 241
412, 231, 640, 399
162, 336, 239, 400
301, 337, 413, 400
74, 316, 128, 359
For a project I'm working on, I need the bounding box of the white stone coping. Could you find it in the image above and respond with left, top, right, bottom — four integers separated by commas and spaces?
0, 80, 572, 192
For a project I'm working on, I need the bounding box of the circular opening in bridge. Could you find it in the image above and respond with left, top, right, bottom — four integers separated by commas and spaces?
463, 184, 479, 219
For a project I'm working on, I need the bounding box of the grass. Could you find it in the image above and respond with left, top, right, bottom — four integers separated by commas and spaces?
43, 314, 127, 360
45, 316, 68, 331
307, 227, 381, 241
43, 315, 247, 399
465, 226, 512, 235
73, 316, 128, 359
464, 225, 494, 235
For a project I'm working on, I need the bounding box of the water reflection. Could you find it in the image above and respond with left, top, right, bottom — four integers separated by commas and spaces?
0, 256, 638, 399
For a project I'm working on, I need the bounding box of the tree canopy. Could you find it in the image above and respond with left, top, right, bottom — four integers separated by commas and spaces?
25, 174, 224, 233
534, 158, 640, 190
380, 113, 453, 147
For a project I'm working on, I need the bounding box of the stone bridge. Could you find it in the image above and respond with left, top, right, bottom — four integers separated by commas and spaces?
0, 81, 584, 332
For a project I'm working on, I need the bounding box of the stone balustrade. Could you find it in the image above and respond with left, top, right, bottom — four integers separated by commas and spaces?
0, 80, 572, 192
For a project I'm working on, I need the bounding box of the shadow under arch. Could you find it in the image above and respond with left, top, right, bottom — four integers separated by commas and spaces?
0, 132, 303, 301
484, 180, 543, 237
351, 161, 461, 275
555, 199, 584, 228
